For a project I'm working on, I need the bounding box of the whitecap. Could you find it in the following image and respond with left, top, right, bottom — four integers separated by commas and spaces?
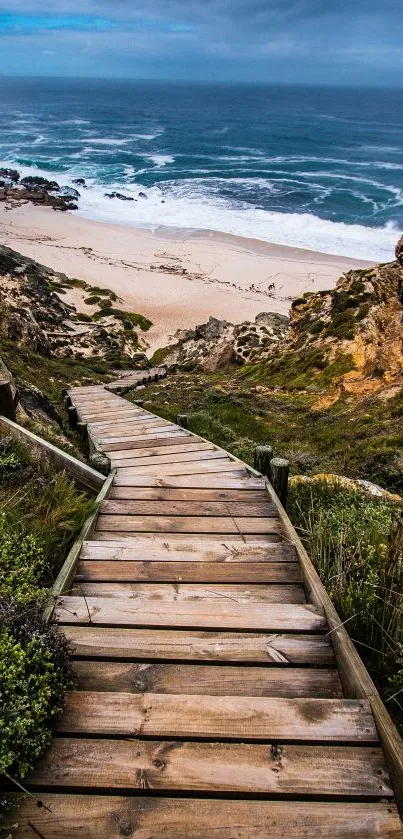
80, 138, 128, 146
146, 155, 175, 167
132, 131, 165, 141
73, 177, 401, 262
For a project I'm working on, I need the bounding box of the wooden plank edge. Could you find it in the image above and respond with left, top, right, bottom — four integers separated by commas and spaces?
42, 469, 117, 624
0, 415, 105, 493
258, 469, 403, 819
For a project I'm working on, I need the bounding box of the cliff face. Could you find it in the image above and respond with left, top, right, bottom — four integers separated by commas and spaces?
286, 240, 403, 406
155, 239, 403, 402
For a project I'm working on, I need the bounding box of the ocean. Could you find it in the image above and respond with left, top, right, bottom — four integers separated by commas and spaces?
1, 78, 403, 261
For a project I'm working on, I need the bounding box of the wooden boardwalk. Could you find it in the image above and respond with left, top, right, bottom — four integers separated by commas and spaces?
16, 383, 403, 837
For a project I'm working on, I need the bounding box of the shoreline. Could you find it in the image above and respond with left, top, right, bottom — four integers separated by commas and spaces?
0, 203, 373, 354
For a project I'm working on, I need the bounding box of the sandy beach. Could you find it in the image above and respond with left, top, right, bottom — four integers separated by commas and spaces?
0, 203, 372, 354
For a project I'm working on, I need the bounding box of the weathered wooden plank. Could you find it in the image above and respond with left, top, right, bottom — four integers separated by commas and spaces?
13, 796, 403, 839
80, 410, 144, 422
100, 499, 277, 517
63, 627, 336, 665
115, 458, 243, 475
72, 661, 342, 697
94, 532, 282, 543
100, 430, 190, 448
97, 425, 177, 441
75, 559, 302, 583
55, 595, 326, 630
95, 514, 282, 534
111, 450, 229, 468
91, 417, 172, 431
28, 739, 392, 796
73, 581, 306, 603
0, 416, 104, 493
80, 539, 296, 561
106, 442, 216, 460
55, 692, 377, 741
108, 486, 268, 501
112, 474, 265, 489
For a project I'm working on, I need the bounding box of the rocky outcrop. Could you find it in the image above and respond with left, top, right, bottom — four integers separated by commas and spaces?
160, 313, 289, 372
0, 245, 148, 363
0, 170, 80, 211
286, 247, 403, 403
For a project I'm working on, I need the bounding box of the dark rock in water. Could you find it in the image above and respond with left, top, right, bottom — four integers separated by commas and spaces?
20, 175, 60, 192
104, 191, 134, 201
60, 186, 81, 199
18, 384, 63, 427
0, 168, 20, 183
72, 178, 86, 186
138, 191, 147, 199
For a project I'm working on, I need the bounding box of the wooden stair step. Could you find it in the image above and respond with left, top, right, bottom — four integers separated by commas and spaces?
72, 582, 306, 603
94, 532, 282, 543
55, 596, 323, 630
63, 627, 336, 664
115, 462, 247, 477
75, 558, 302, 582
95, 514, 282, 534
111, 451, 227, 467
108, 485, 268, 500
100, 499, 278, 517
112, 474, 265, 489
27, 739, 390, 797
98, 430, 190, 447
72, 661, 342, 697
80, 539, 297, 561
105, 442, 216, 460
12, 796, 403, 839
55, 692, 377, 741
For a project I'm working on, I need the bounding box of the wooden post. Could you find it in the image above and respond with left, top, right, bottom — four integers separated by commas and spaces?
67, 405, 78, 427
77, 421, 87, 439
270, 457, 290, 507
176, 413, 188, 429
253, 445, 273, 477
89, 452, 111, 476
0, 358, 17, 421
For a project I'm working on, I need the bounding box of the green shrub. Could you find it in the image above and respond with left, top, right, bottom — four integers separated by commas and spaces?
84, 295, 101, 305
93, 307, 152, 331
0, 516, 46, 605
0, 601, 72, 780
325, 310, 356, 340
309, 319, 326, 335
0, 440, 92, 809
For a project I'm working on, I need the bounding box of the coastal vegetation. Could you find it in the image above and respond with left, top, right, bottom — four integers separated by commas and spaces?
135, 368, 403, 494
289, 479, 403, 729
0, 434, 94, 815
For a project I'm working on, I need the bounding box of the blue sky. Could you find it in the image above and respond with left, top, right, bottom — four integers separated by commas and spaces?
0, 1, 402, 85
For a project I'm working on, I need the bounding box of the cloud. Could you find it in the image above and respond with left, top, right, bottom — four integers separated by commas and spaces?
0, 0, 401, 83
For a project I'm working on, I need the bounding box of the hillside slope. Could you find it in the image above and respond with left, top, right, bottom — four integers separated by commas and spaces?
145, 238, 403, 493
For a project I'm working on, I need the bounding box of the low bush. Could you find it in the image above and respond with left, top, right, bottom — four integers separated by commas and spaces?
0, 602, 73, 781
288, 479, 403, 727
0, 435, 93, 804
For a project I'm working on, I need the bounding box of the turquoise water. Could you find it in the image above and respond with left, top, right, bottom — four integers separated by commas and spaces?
1, 78, 402, 259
